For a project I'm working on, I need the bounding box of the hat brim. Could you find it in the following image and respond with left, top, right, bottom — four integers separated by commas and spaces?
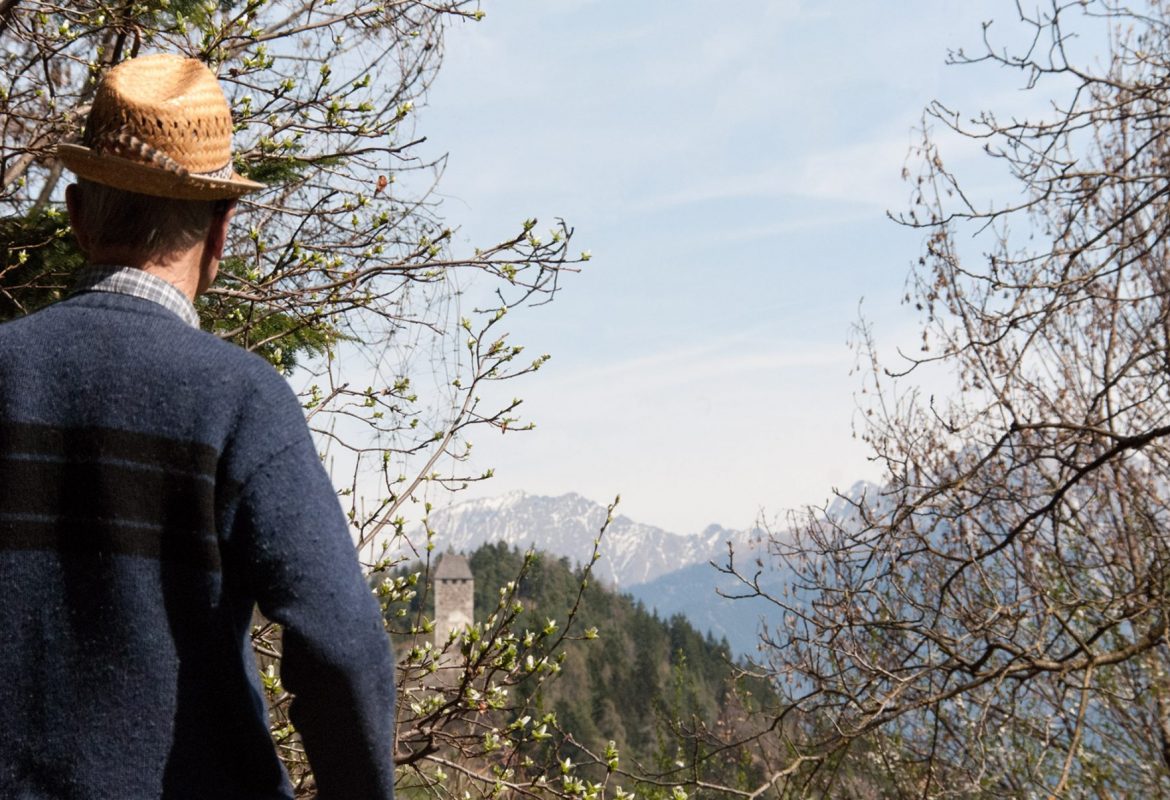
56, 143, 265, 201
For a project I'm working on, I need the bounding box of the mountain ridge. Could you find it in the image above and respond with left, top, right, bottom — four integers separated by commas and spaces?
421, 484, 880, 656
424, 489, 746, 587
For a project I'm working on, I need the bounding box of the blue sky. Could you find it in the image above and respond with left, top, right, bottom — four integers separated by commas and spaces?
410, 1, 1049, 533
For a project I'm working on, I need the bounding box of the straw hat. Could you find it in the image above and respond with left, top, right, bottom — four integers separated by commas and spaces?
57, 54, 265, 200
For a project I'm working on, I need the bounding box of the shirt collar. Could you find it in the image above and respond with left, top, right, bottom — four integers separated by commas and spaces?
71, 265, 200, 329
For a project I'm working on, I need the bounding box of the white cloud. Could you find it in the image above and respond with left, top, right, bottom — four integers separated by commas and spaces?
629, 131, 915, 215
539, 329, 849, 391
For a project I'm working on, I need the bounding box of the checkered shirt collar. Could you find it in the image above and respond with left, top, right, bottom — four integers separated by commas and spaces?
72, 265, 200, 329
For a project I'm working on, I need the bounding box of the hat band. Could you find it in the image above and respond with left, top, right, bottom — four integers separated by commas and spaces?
197, 162, 235, 181
92, 128, 234, 182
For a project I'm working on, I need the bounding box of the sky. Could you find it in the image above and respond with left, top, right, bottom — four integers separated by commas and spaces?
403, 0, 1057, 534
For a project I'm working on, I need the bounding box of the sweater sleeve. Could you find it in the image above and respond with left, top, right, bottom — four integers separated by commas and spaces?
226, 375, 395, 800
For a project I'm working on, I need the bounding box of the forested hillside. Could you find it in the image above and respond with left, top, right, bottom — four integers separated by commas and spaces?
385, 543, 779, 795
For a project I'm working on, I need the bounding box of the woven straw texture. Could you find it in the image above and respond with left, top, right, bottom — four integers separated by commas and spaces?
57, 54, 264, 200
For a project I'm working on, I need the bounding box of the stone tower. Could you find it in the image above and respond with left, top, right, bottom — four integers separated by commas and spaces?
434, 552, 474, 646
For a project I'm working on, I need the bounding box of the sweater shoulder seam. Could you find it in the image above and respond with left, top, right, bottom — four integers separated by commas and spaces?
234, 437, 307, 503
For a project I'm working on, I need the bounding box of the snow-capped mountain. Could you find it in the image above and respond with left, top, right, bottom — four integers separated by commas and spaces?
421, 485, 880, 657
423, 490, 745, 587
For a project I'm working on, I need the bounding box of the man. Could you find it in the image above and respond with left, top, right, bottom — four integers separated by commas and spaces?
0, 54, 395, 799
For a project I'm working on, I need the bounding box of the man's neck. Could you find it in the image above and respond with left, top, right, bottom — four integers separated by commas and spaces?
87, 246, 205, 302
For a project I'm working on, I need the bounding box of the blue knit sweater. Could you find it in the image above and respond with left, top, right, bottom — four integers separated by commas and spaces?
0, 291, 395, 799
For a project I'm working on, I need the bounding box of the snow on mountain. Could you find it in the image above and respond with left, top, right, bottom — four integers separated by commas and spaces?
423, 491, 745, 587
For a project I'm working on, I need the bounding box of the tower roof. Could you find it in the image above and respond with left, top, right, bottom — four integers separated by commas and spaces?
435, 552, 473, 580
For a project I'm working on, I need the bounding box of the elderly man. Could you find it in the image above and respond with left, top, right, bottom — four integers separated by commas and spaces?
0, 54, 395, 799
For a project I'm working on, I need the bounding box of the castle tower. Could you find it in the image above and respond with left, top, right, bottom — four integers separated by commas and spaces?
434, 552, 474, 646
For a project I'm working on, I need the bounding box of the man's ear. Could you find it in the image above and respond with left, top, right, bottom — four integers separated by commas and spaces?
206, 200, 237, 260
64, 184, 92, 255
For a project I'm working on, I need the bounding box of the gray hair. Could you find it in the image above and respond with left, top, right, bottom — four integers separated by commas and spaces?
73, 178, 224, 259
